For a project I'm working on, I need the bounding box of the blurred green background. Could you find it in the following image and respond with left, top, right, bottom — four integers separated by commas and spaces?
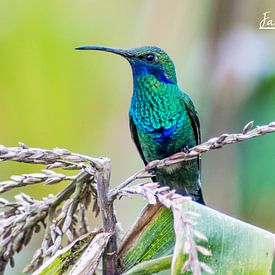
0, 0, 275, 273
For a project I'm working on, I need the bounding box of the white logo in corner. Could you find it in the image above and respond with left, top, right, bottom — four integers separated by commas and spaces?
259, 11, 275, 29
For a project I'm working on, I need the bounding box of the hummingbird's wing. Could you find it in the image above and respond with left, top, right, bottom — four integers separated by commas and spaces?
182, 93, 205, 204
182, 92, 201, 169
129, 116, 148, 165
182, 93, 201, 145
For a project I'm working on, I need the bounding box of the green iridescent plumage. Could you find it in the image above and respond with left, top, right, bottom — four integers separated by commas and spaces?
76, 45, 204, 204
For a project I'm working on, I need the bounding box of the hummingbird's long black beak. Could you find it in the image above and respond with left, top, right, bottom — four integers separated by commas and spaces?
75, 46, 133, 58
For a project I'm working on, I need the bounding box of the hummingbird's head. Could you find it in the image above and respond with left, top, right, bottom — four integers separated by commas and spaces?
75, 45, 177, 85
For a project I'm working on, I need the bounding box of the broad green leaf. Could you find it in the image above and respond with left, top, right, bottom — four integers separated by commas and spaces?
119, 202, 274, 274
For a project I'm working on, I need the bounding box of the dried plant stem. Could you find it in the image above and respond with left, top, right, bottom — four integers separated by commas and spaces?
49, 172, 87, 208
1, 184, 72, 261
109, 169, 152, 201
0, 171, 75, 194
96, 158, 117, 275
42, 171, 91, 252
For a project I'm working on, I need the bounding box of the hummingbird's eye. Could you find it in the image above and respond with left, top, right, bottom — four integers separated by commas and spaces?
142, 53, 158, 63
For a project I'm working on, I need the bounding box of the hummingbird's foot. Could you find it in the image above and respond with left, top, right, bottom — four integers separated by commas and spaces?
148, 168, 156, 175
181, 146, 190, 154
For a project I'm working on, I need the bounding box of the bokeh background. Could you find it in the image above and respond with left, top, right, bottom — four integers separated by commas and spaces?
1, 0, 275, 273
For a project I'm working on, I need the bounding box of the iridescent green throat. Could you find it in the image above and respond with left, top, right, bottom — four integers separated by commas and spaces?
130, 75, 183, 133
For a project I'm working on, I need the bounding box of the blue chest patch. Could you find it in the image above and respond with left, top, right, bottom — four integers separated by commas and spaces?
153, 125, 177, 143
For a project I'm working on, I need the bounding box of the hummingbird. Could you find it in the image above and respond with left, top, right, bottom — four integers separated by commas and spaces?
76, 46, 205, 204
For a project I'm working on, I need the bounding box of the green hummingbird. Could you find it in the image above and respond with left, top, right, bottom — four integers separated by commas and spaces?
76, 45, 205, 204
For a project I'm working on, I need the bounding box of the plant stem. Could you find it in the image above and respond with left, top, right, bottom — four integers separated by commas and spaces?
97, 158, 118, 275
109, 169, 152, 201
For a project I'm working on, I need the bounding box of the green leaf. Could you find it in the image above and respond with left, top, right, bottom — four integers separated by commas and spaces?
124, 255, 172, 274
119, 202, 274, 274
